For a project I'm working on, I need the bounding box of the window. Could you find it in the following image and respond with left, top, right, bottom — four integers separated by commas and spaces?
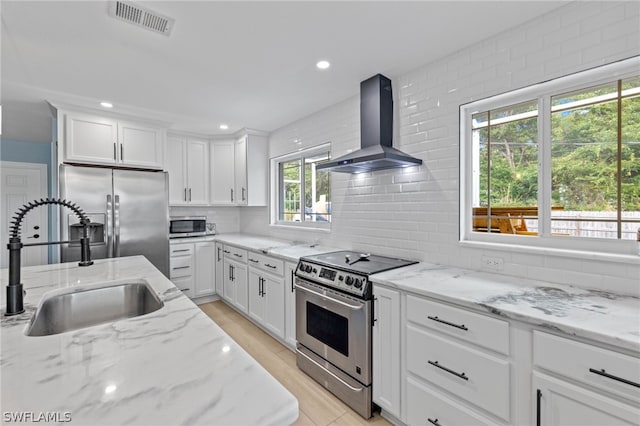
460, 57, 640, 255
272, 144, 331, 227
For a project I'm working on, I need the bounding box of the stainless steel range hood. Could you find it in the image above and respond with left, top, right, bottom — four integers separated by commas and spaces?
316, 74, 422, 173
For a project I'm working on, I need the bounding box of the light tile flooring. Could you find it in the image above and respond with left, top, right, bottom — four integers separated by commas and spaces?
199, 301, 391, 426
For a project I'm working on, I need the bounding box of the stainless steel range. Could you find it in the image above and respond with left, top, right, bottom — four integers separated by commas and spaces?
295, 250, 417, 419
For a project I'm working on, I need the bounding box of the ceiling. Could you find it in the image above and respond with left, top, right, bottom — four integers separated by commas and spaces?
1, 1, 568, 143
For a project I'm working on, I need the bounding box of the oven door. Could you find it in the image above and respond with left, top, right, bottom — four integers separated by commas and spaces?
295, 277, 371, 384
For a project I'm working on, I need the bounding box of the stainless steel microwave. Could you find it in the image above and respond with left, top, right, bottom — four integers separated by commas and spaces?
169, 216, 207, 238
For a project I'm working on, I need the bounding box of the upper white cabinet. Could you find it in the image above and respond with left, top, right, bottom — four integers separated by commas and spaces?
210, 132, 268, 206
209, 140, 236, 205
62, 110, 164, 169
165, 134, 209, 205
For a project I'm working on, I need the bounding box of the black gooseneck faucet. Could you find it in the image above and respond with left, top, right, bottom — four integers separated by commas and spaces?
5, 198, 94, 316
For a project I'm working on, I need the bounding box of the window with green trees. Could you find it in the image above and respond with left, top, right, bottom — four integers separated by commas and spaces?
276, 147, 331, 225
461, 58, 639, 254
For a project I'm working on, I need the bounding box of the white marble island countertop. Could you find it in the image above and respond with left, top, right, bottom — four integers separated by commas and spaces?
371, 263, 640, 353
1, 256, 298, 425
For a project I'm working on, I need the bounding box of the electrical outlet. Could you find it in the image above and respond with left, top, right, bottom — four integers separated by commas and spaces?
482, 255, 504, 271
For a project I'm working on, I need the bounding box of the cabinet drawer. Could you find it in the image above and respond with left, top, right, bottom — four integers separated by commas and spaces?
247, 252, 284, 276
170, 244, 193, 257
534, 331, 640, 402
407, 377, 496, 426
223, 245, 246, 262
407, 295, 509, 355
407, 324, 510, 421
170, 256, 193, 278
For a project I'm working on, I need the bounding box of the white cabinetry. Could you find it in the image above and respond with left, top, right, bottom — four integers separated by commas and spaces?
62, 110, 164, 169
215, 243, 224, 296
210, 133, 267, 206
533, 331, 640, 426
169, 239, 215, 300
222, 245, 248, 313
166, 135, 209, 205
284, 262, 297, 349
210, 140, 236, 205
372, 285, 401, 417
247, 252, 285, 339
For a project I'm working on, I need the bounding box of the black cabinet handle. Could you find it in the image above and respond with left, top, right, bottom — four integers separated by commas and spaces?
536, 389, 541, 426
249, 258, 259, 263
427, 418, 441, 426
290, 270, 295, 292
172, 266, 190, 270
173, 249, 190, 253
265, 263, 277, 269
223, 249, 230, 254
217, 247, 221, 261
589, 368, 640, 388
427, 315, 468, 331
428, 360, 468, 381
233, 253, 242, 258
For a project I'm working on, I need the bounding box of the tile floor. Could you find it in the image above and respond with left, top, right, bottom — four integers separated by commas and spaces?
199, 300, 391, 426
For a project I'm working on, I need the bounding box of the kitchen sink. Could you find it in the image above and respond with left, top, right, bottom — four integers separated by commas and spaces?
26, 280, 164, 336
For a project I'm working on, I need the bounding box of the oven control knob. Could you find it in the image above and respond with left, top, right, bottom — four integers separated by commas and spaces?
312, 268, 317, 273
305, 264, 312, 273
338, 275, 343, 281
354, 279, 363, 289
345, 276, 354, 286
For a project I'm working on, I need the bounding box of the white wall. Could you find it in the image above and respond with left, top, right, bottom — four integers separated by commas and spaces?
241, 1, 640, 295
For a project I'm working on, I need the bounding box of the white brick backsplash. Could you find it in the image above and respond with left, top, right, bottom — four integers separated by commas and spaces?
240, 1, 640, 296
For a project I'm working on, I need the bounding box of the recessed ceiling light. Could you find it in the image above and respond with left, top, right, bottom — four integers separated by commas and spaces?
316, 60, 330, 70
219, 124, 229, 130
100, 102, 113, 108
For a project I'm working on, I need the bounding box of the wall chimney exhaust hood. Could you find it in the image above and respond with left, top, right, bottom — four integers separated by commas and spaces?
316, 74, 422, 173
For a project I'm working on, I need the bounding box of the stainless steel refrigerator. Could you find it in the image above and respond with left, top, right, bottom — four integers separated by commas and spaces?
59, 164, 169, 277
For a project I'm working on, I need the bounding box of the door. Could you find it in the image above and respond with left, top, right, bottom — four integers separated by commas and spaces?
215, 243, 224, 295
113, 169, 169, 277
235, 136, 247, 205
165, 136, 187, 205
59, 165, 112, 263
372, 285, 401, 415
234, 262, 249, 313
248, 269, 266, 323
118, 121, 163, 169
223, 259, 235, 303
186, 139, 208, 204
284, 262, 297, 348
65, 112, 118, 165
533, 372, 640, 425
264, 273, 285, 339
210, 141, 235, 205
194, 241, 215, 297
1, 162, 49, 267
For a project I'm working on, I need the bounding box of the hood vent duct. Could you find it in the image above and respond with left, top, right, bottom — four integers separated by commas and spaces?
316, 74, 422, 173
109, 1, 175, 36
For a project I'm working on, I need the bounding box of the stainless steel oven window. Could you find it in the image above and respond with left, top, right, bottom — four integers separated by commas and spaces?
306, 301, 349, 356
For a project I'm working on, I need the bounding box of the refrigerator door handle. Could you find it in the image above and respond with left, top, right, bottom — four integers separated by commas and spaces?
106, 194, 114, 258
114, 194, 121, 257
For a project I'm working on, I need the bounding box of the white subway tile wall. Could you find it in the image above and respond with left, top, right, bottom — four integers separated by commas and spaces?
170, 207, 241, 234
241, 1, 640, 296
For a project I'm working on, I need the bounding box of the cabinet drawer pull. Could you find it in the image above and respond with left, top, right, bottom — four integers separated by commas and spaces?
233, 253, 243, 258
121, 144, 124, 162
180, 288, 191, 292
113, 143, 117, 160
172, 266, 190, 270
249, 258, 259, 263
427, 315, 468, 331
265, 263, 277, 269
223, 250, 230, 254
427, 418, 441, 426
172, 249, 190, 253
536, 389, 541, 426
427, 360, 468, 381
589, 368, 640, 388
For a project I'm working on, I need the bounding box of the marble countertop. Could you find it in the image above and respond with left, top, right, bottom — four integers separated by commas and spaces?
371, 263, 640, 353
1, 256, 298, 425
213, 233, 342, 262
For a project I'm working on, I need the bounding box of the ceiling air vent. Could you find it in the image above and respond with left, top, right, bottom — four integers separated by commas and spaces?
109, 1, 175, 36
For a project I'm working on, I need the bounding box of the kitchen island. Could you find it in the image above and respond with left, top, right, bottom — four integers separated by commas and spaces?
1, 256, 298, 425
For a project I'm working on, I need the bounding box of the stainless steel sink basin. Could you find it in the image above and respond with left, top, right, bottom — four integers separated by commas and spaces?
26, 280, 164, 336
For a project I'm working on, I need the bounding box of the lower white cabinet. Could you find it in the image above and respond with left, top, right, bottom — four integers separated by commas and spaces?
533, 372, 640, 426
170, 239, 215, 300
247, 252, 285, 339
223, 252, 248, 313
215, 243, 224, 295
284, 262, 297, 349
372, 285, 402, 417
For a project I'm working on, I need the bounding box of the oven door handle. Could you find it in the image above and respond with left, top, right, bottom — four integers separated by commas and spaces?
297, 349, 364, 393
296, 283, 364, 310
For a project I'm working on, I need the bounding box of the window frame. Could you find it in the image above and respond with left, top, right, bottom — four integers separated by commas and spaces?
460, 56, 640, 258
270, 143, 332, 230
